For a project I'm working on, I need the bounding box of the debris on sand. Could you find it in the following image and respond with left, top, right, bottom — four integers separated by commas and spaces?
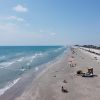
53, 75, 56, 77
63, 80, 67, 83
77, 70, 83, 75
61, 86, 68, 93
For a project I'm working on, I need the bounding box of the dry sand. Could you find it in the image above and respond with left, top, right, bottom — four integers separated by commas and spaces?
1, 47, 100, 100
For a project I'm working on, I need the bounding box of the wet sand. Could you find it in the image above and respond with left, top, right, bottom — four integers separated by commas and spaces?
1, 47, 100, 100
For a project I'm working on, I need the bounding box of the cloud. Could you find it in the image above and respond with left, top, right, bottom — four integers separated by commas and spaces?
6, 16, 24, 22
39, 30, 57, 36
13, 4, 28, 12
39, 29, 54, 34
50, 32, 57, 36
0, 23, 17, 33
0, 31, 47, 46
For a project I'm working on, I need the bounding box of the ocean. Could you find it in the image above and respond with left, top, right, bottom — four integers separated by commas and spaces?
0, 46, 67, 95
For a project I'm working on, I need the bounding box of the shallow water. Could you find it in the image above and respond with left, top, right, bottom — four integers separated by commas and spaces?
0, 46, 67, 95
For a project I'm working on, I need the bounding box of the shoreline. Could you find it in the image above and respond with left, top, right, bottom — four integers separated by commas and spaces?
16, 47, 100, 100
0, 49, 68, 100
15, 50, 72, 100
1, 47, 100, 100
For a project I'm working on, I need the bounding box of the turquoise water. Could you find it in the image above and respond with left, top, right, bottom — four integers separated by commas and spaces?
0, 46, 66, 95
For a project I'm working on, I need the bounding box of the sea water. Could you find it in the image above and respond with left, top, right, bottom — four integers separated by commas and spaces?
0, 46, 66, 95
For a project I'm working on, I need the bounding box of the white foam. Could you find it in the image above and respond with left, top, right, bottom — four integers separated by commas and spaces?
33, 53, 43, 58
54, 47, 63, 52
0, 61, 15, 68
16, 57, 24, 62
0, 78, 21, 96
35, 67, 39, 71
0, 57, 25, 69
26, 53, 43, 67
20, 69, 26, 72
29, 53, 43, 64
36, 53, 43, 56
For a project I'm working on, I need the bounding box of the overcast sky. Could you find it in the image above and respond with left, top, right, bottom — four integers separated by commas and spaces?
0, 0, 100, 46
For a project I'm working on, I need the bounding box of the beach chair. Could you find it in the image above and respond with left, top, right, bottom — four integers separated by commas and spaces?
82, 67, 94, 77
88, 68, 93, 75
77, 67, 94, 77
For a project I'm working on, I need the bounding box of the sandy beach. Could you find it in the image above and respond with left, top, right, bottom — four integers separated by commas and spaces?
0, 0, 100, 100
1, 47, 100, 100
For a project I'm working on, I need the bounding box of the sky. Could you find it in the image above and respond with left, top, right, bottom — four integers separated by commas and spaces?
0, 0, 100, 46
